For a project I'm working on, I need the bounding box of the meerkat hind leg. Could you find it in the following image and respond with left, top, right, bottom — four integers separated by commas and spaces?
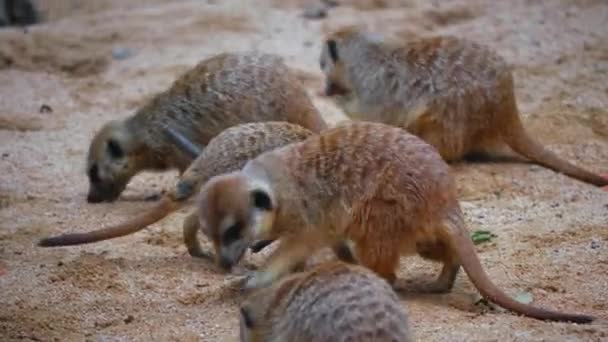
416, 241, 461, 293
429, 261, 461, 293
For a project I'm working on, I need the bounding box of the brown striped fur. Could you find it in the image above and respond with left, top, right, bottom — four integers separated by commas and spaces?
86, 52, 327, 203
38, 122, 314, 256
240, 261, 413, 342
198, 121, 594, 323
319, 26, 607, 187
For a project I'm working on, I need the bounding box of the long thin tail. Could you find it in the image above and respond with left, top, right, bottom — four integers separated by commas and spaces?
503, 117, 608, 187
37, 197, 182, 247
445, 214, 595, 323
163, 126, 203, 159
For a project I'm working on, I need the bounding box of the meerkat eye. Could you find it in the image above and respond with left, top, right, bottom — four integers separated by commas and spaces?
88, 164, 101, 183
251, 189, 272, 211
327, 39, 338, 62
107, 139, 124, 159
240, 307, 254, 328
222, 221, 243, 245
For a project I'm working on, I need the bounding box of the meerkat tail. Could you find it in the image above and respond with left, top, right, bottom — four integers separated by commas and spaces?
503, 117, 608, 187
37, 197, 182, 247
163, 126, 203, 159
444, 213, 595, 324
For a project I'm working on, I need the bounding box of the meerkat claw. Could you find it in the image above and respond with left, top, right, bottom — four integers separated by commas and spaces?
242, 271, 274, 291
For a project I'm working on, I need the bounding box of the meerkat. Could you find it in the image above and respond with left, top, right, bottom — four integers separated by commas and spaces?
318, 27, 607, 187
197, 121, 594, 323
239, 261, 413, 342
38, 122, 314, 259
85, 51, 327, 203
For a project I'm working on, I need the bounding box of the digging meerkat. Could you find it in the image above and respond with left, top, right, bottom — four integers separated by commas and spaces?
318, 26, 607, 187
85, 51, 327, 203
239, 261, 413, 342
197, 121, 594, 323
38, 122, 314, 258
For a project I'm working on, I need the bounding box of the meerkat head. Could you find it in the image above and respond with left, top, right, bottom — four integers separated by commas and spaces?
319, 32, 352, 97
198, 172, 277, 270
320, 27, 387, 97
86, 120, 143, 203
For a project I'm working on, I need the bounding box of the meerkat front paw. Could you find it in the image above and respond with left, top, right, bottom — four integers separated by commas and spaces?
242, 270, 276, 290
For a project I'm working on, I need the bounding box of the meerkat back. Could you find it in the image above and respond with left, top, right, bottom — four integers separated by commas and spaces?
85, 51, 327, 203
159, 52, 327, 145
239, 261, 413, 342
319, 27, 607, 187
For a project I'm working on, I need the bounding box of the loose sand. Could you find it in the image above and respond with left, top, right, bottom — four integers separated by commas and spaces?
0, 0, 607, 341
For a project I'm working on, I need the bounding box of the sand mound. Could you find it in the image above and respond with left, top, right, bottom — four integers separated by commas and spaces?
0, 29, 109, 77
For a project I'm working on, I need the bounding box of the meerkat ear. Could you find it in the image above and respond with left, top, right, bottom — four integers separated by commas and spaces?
251, 189, 272, 211
327, 39, 338, 62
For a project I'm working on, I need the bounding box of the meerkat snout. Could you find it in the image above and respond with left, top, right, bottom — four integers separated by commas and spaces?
86, 121, 141, 203
198, 173, 276, 270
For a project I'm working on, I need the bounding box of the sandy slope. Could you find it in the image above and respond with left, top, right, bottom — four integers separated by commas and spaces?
0, 0, 607, 341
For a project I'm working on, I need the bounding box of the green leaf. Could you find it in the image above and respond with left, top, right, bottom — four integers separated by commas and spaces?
471, 230, 497, 245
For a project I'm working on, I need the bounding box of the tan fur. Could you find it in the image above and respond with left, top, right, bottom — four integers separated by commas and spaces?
38, 122, 314, 256
240, 261, 413, 342
198, 121, 594, 323
85, 52, 327, 202
319, 26, 607, 187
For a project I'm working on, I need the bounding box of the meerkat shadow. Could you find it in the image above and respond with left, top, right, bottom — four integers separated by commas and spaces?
393, 279, 483, 314
110, 192, 165, 202
461, 150, 532, 164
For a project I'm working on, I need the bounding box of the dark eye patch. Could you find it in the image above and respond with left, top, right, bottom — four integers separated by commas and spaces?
251, 190, 272, 211
107, 139, 123, 159
88, 164, 100, 183
222, 221, 242, 245
327, 39, 338, 62
240, 307, 254, 328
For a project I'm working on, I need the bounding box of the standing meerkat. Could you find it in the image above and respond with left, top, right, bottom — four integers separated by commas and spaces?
38, 122, 314, 258
239, 261, 413, 342
197, 121, 594, 323
318, 27, 607, 187
85, 51, 327, 203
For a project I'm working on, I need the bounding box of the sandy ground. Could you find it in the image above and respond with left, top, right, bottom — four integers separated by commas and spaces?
1, 0, 607, 341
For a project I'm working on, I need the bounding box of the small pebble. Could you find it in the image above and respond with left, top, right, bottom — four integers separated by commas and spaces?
590, 239, 600, 250
112, 46, 135, 60
302, 4, 328, 19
